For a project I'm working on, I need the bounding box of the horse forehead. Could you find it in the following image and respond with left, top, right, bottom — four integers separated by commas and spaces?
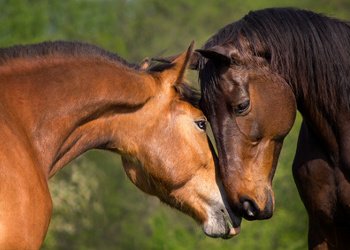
171, 99, 203, 117
222, 68, 249, 83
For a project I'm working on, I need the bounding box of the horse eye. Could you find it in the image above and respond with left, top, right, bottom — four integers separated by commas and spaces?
195, 120, 207, 131
234, 100, 250, 115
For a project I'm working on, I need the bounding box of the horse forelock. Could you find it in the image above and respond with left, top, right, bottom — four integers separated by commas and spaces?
198, 61, 221, 115
199, 7, 350, 122
174, 82, 201, 108
0, 41, 140, 70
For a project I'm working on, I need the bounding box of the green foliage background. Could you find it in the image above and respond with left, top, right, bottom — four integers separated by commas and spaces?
1, 0, 349, 249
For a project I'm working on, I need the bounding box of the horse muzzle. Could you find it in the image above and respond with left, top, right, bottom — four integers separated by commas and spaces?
202, 203, 242, 239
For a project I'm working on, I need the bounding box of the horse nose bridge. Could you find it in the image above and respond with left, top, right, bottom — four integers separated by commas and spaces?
217, 156, 275, 211
221, 163, 269, 191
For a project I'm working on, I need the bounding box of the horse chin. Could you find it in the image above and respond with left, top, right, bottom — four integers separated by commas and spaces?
202, 205, 242, 239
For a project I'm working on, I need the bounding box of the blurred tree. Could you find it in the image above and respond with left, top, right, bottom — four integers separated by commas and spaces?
0, 0, 349, 249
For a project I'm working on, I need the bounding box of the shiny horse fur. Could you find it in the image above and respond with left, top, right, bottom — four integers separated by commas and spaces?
0, 41, 240, 249
195, 8, 350, 249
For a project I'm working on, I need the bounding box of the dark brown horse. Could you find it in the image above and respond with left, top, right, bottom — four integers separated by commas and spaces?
0, 41, 240, 249
194, 8, 350, 249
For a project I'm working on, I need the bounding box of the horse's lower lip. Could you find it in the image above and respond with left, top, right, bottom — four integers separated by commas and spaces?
228, 226, 240, 237
221, 226, 240, 239
222, 210, 242, 238
225, 209, 242, 229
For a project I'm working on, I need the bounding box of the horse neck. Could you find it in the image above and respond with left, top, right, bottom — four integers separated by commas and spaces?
0, 55, 157, 177
295, 87, 339, 156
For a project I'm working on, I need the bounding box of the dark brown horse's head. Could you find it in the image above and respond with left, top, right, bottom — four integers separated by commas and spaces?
194, 44, 296, 220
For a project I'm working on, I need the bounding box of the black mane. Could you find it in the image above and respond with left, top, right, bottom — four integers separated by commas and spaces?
175, 82, 200, 108
0, 41, 140, 69
200, 8, 350, 120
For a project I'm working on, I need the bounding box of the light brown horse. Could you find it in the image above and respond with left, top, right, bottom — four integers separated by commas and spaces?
0, 41, 240, 249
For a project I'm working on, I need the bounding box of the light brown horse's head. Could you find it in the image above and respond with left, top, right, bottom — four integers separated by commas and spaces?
111, 43, 241, 238
194, 44, 296, 220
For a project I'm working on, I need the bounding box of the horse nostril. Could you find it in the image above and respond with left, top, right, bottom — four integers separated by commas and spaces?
241, 199, 259, 219
243, 201, 255, 217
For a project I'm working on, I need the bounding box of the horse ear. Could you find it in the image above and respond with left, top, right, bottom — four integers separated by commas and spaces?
189, 51, 200, 70
139, 57, 151, 70
151, 54, 180, 64
196, 46, 232, 66
151, 50, 198, 70
158, 41, 194, 86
